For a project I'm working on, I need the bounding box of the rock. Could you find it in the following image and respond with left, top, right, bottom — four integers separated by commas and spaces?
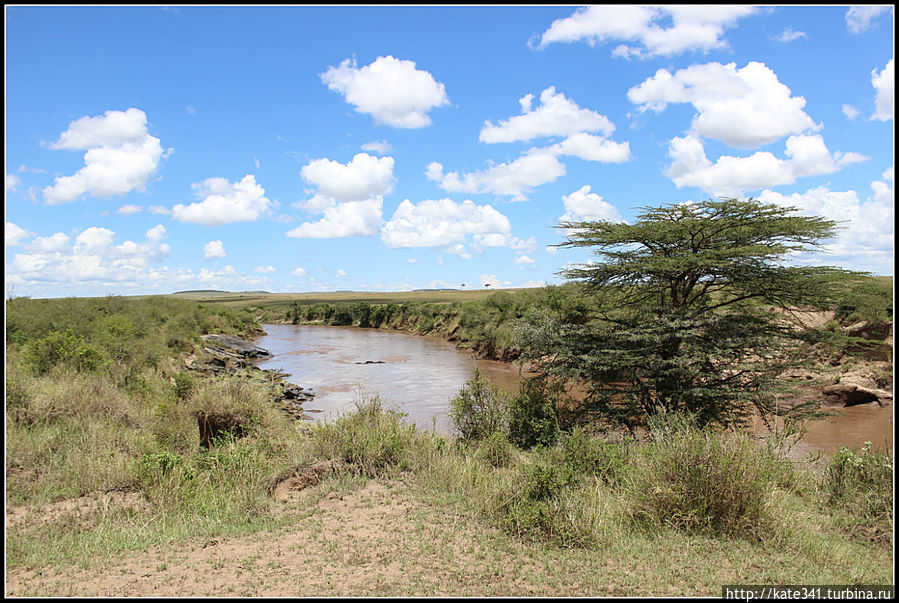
822, 383, 893, 407
355, 360, 386, 364
200, 334, 271, 358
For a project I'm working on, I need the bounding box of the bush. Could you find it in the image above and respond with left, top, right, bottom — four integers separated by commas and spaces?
509, 377, 559, 449
474, 432, 515, 468
557, 427, 627, 485
624, 410, 779, 539
824, 443, 893, 535
310, 395, 417, 477
24, 330, 107, 376
449, 369, 511, 441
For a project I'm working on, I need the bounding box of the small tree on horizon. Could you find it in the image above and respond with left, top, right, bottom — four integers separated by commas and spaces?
515, 197, 860, 430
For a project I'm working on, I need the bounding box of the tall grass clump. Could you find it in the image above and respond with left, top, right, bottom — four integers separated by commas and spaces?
623, 410, 790, 540
308, 394, 418, 477
823, 442, 893, 542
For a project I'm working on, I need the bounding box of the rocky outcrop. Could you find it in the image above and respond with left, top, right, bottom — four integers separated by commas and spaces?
822, 383, 893, 407
200, 334, 271, 359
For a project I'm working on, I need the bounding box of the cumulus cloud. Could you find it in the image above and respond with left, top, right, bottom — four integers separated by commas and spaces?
254, 265, 276, 273
300, 153, 394, 204
321, 55, 450, 128
628, 61, 820, 149
871, 58, 894, 121
480, 87, 615, 143
666, 134, 868, 195
6, 222, 32, 246
43, 108, 165, 204
286, 198, 383, 239
291, 267, 306, 277
559, 185, 623, 223
426, 148, 566, 201
381, 197, 512, 252
845, 6, 891, 34
480, 274, 501, 288
758, 172, 893, 274
204, 240, 226, 260
537, 5, 756, 58
7, 225, 172, 293
548, 133, 631, 163
172, 175, 273, 226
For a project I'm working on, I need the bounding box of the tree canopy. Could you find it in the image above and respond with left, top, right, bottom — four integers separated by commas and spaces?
515, 197, 858, 430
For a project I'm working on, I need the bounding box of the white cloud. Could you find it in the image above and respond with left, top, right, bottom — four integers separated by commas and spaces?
515, 255, 536, 269
548, 133, 631, 163
116, 204, 143, 216
537, 5, 756, 58
480, 87, 615, 143
254, 265, 276, 273
628, 61, 820, 149
773, 27, 806, 43
6, 222, 32, 246
204, 240, 226, 260
758, 177, 893, 274
286, 198, 383, 239
426, 148, 565, 201
6, 174, 21, 198
172, 175, 273, 226
559, 185, 623, 223
361, 140, 392, 155
480, 274, 501, 288
666, 134, 868, 195
335, 269, 347, 278
43, 108, 165, 204
845, 6, 891, 34
321, 55, 449, 128
8, 225, 172, 293
843, 104, 861, 120
381, 198, 512, 253
545, 245, 559, 255
871, 58, 894, 121
291, 267, 306, 277
300, 153, 394, 203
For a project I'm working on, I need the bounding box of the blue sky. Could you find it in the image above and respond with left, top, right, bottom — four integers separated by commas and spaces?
4, 5, 894, 299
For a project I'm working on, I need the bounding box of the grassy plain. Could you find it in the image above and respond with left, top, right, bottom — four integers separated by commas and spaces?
4, 281, 894, 596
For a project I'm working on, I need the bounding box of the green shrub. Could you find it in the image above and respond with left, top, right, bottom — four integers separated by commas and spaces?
449, 369, 511, 441
310, 395, 417, 477
23, 330, 107, 376
824, 443, 893, 534
624, 410, 779, 539
474, 431, 515, 468
509, 377, 559, 449
557, 427, 627, 485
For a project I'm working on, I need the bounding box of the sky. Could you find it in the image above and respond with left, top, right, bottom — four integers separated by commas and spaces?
4, 5, 895, 299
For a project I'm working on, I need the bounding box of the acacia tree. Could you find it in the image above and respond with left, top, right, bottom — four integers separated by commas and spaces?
515, 198, 856, 429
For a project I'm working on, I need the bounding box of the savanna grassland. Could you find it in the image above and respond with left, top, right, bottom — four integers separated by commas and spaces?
5, 276, 894, 596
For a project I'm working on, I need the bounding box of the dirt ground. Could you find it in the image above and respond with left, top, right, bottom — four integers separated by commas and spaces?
5, 479, 566, 597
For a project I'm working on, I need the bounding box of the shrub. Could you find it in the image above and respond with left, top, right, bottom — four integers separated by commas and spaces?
23, 330, 107, 376
624, 410, 779, 539
823, 442, 893, 537
449, 369, 511, 441
475, 431, 515, 468
310, 395, 417, 477
557, 427, 627, 485
509, 377, 559, 449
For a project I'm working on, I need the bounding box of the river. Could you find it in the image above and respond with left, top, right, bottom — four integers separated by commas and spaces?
254, 323, 892, 454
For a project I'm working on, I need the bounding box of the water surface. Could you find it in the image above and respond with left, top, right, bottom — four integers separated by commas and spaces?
254, 324, 521, 435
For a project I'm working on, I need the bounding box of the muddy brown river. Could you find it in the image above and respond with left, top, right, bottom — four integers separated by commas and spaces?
254, 324, 892, 454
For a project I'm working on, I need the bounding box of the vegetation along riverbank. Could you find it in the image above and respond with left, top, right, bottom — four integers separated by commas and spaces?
6, 198, 894, 596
